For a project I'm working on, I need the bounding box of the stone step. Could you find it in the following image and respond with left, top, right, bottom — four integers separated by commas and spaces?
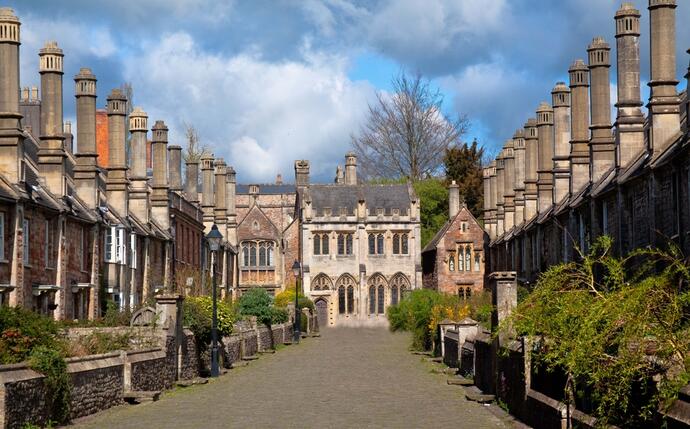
123, 390, 161, 404
230, 360, 249, 369
242, 355, 259, 361
310, 333, 321, 338
283, 341, 293, 346
447, 376, 474, 386
463, 386, 495, 404
175, 378, 209, 388
258, 349, 276, 354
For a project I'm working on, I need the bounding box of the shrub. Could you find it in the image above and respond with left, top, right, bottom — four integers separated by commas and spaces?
29, 346, 70, 424
274, 287, 315, 312
0, 306, 66, 364
183, 296, 236, 349
239, 288, 289, 325
67, 331, 159, 357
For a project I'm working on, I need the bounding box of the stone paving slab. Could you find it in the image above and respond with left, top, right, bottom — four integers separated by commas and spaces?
70, 328, 509, 428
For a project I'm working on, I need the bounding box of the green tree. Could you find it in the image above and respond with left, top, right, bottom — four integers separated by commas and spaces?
412, 178, 448, 247
443, 139, 485, 219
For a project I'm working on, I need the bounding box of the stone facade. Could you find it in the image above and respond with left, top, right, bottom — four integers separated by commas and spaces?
422, 182, 486, 296
484, 2, 690, 287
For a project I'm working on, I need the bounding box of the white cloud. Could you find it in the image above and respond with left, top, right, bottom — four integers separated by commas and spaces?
123, 32, 375, 183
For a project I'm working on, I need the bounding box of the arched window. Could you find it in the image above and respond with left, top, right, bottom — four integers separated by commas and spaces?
458, 246, 465, 271
346, 234, 353, 254
377, 285, 385, 314
393, 234, 400, 254
267, 243, 274, 266
449, 254, 455, 271
347, 286, 354, 314
240, 241, 275, 267
313, 234, 321, 255
390, 274, 409, 306
391, 285, 399, 306
401, 233, 408, 254
249, 243, 257, 266
369, 286, 376, 314
312, 274, 332, 291
337, 233, 344, 254
242, 244, 249, 266
377, 234, 384, 255
336, 274, 357, 315
322, 234, 329, 255
338, 286, 346, 314
466, 287, 472, 299
465, 247, 472, 272
474, 253, 481, 271
259, 243, 266, 266
368, 274, 388, 314
368, 234, 375, 254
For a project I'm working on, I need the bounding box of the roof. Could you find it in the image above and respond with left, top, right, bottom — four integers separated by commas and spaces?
590, 167, 616, 198
421, 205, 484, 254
236, 184, 296, 195
306, 183, 414, 215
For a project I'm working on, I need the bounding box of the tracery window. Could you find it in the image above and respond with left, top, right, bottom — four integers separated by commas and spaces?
241, 241, 275, 267
458, 246, 465, 271
313, 233, 329, 255
465, 247, 472, 272
311, 274, 333, 291
390, 274, 409, 306
449, 253, 455, 272
336, 274, 356, 314
337, 233, 353, 255
368, 274, 387, 315
368, 233, 384, 255
392, 233, 409, 255
474, 253, 481, 272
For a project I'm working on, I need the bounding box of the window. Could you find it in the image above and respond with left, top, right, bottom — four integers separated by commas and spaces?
390, 274, 408, 306
105, 227, 114, 262
377, 285, 385, 314
337, 233, 354, 255
241, 241, 275, 267
23, 219, 29, 265
368, 233, 384, 255
338, 286, 346, 314
391, 285, 399, 306
347, 286, 354, 314
313, 233, 329, 255
0, 213, 4, 261
368, 274, 387, 314
465, 247, 471, 272
449, 254, 455, 271
392, 233, 409, 255
461, 222, 467, 232
601, 201, 608, 236
474, 253, 481, 272
336, 275, 356, 314
312, 274, 332, 291
249, 244, 257, 266
369, 286, 376, 314
44, 220, 54, 268
242, 243, 249, 266
130, 233, 137, 269
458, 246, 465, 271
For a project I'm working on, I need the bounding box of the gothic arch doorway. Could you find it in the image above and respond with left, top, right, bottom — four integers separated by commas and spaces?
315, 298, 328, 328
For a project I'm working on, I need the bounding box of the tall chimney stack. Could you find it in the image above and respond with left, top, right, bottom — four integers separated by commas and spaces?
345, 152, 357, 185
568, 60, 591, 194
106, 88, 129, 216
483, 167, 492, 237
615, 3, 646, 168
502, 140, 515, 232
200, 153, 215, 230
0, 8, 24, 184
128, 107, 149, 222
587, 37, 615, 183
513, 129, 526, 227
37, 41, 67, 196
488, 161, 497, 239
536, 102, 554, 213
449, 180, 460, 219
295, 160, 310, 187
150, 120, 170, 230
495, 151, 505, 237
226, 166, 237, 246
552, 82, 571, 203
185, 158, 199, 204
523, 118, 539, 221
214, 158, 228, 238
168, 145, 183, 192
647, 0, 681, 156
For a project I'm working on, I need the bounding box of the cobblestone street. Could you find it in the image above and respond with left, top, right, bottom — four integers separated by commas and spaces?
71, 328, 509, 428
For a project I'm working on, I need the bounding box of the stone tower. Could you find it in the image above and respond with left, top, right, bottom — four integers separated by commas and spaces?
551, 82, 571, 203
449, 180, 460, 219
502, 140, 515, 232
128, 107, 149, 222
615, 3, 646, 168
200, 153, 215, 229
647, 0, 680, 156
168, 145, 183, 192
214, 158, 228, 238
587, 37, 615, 183
345, 152, 357, 185
0, 8, 23, 183
536, 102, 554, 213
483, 167, 493, 238
74, 68, 99, 209
568, 60, 591, 194
106, 88, 129, 216
523, 118, 539, 221
487, 161, 497, 239
151, 120, 170, 230
38, 41, 66, 196
495, 150, 505, 237
513, 129, 526, 227
226, 166, 237, 246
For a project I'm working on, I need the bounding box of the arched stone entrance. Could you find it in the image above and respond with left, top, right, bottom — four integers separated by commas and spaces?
315, 299, 328, 328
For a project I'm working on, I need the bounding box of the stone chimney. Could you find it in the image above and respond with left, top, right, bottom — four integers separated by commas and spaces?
587, 37, 615, 183
568, 60, 591, 194
106, 88, 129, 216
37, 41, 67, 196
74, 68, 98, 209
502, 140, 515, 232
345, 152, 357, 185
295, 160, 310, 187
488, 161, 497, 239
449, 180, 460, 219
200, 153, 215, 229
0, 7, 24, 184
185, 159, 199, 204
495, 150, 505, 237
150, 120, 169, 230
513, 129, 526, 226
483, 167, 492, 236
615, 3, 646, 169
128, 107, 149, 223
536, 102, 554, 212
167, 145, 183, 192
226, 166, 237, 246
335, 165, 344, 184
552, 82, 571, 203
214, 158, 228, 238
523, 118, 539, 221
275, 173, 283, 185
647, 0, 681, 156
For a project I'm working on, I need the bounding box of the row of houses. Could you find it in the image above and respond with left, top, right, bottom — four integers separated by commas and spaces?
483, 1, 690, 281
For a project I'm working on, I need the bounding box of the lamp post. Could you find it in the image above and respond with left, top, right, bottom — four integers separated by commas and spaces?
292, 260, 301, 344
206, 224, 223, 377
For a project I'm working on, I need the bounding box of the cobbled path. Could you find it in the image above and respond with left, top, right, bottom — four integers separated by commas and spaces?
71, 327, 509, 428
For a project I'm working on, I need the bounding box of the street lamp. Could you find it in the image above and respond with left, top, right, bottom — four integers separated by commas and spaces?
292, 260, 301, 344
206, 224, 223, 377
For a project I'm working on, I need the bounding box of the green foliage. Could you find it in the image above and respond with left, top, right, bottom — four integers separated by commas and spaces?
183, 296, 236, 349
274, 287, 315, 313
388, 289, 491, 351
29, 346, 70, 424
505, 236, 690, 427
68, 331, 158, 356
238, 288, 288, 326
0, 306, 66, 364
412, 178, 449, 247
443, 139, 485, 219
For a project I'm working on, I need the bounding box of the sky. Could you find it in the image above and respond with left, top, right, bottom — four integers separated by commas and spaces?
6, 0, 690, 183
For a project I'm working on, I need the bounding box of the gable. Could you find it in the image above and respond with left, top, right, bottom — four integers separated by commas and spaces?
441, 206, 485, 250
237, 204, 280, 241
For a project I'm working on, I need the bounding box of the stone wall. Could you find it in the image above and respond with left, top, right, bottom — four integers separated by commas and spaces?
67, 352, 124, 420
258, 326, 272, 351
127, 348, 175, 392
180, 329, 199, 380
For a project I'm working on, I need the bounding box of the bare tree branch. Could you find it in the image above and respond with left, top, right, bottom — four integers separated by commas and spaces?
182, 122, 210, 162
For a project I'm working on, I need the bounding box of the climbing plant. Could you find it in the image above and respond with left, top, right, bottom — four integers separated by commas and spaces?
505, 236, 690, 427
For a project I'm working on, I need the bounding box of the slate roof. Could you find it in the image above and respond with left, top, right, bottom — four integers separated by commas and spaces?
236, 184, 296, 195
306, 183, 414, 214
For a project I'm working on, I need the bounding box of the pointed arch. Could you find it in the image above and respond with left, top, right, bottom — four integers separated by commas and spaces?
367, 273, 388, 315
335, 273, 357, 315
311, 273, 333, 291
389, 273, 410, 306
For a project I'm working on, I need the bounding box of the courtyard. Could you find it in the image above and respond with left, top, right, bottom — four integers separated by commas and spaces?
71, 328, 509, 428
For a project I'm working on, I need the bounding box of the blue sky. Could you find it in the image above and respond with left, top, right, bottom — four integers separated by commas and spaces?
5, 0, 690, 182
